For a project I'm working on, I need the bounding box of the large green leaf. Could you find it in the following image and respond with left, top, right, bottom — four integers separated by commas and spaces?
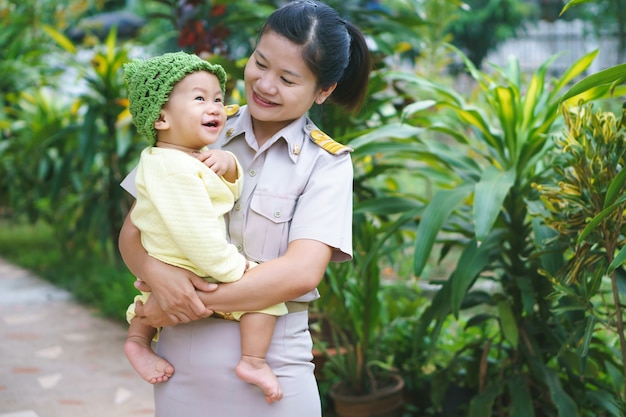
401, 99, 437, 120
552, 49, 599, 99
413, 184, 474, 276
474, 166, 516, 243
604, 163, 626, 208
420, 138, 482, 180
608, 245, 626, 274
559, 62, 626, 103
543, 367, 579, 417
509, 374, 535, 417
468, 383, 502, 417
453, 107, 502, 155
429, 123, 471, 145
521, 73, 543, 132
349, 123, 424, 149
354, 197, 422, 216
497, 299, 519, 347
577, 315, 596, 366
450, 239, 491, 317
585, 390, 624, 417
529, 204, 562, 277
561, 0, 596, 15
42, 25, 76, 53
494, 85, 519, 162
386, 71, 465, 106
578, 194, 626, 244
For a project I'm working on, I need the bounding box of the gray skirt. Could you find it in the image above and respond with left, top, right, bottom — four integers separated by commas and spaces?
153, 310, 321, 417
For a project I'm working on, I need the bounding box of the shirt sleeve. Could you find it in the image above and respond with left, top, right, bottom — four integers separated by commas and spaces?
288, 153, 353, 262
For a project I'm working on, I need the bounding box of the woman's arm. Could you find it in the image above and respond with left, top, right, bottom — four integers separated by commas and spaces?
135, 239, 332, 320
118, 205, 216, 324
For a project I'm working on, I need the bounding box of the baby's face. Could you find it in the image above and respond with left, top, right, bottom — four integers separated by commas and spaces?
157, 71, 227, 151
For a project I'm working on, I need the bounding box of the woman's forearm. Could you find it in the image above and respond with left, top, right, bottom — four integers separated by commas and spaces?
119, 205, 150, 279
198, 239, 332, 312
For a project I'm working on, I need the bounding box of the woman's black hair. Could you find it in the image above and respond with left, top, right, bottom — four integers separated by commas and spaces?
260, 0, 371, 113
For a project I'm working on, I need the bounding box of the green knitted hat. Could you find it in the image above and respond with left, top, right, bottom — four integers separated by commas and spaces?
123, 51, 227, 142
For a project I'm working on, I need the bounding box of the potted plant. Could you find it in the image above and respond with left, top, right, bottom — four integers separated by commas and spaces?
317, 211, 414, 417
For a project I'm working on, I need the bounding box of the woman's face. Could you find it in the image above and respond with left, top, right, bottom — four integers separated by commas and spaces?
244, 30, 335, 138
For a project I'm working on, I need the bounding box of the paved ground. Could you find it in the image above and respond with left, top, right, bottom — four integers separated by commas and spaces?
0, 257, 155, 417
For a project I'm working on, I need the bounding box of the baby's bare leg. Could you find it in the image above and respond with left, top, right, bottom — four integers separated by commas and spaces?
125, 319, 174, 384
235, 313, 283, 404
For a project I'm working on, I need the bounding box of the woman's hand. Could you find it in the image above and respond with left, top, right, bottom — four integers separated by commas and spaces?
135, 258, 217, 326
134, 276, 217, 327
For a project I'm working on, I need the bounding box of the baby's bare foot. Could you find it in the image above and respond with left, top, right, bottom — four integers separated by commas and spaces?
124, 336, 174, 384
235, 355, 283, 404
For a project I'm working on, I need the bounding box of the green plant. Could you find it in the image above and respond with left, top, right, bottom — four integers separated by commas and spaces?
0, 0, 99, 206
320, 212, 415, 396
412, 51, 596, 416
532, 103, 626, 412
0, 26, 142, 264
350, 46, 602, 414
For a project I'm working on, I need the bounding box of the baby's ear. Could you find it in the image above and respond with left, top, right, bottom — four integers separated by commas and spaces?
154, 112, 169, 131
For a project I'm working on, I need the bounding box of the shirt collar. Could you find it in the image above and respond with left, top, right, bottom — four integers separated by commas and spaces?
223, 106, 307, 163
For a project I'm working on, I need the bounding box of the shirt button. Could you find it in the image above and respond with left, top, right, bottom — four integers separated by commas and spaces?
236, 244, 243, 252
273, 210, 281, 218
249, 169, 256, 177
234, 203, 241, 211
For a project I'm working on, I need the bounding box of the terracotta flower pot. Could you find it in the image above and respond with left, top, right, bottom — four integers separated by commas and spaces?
312, 346, 348, 378
329, 374, 405, 417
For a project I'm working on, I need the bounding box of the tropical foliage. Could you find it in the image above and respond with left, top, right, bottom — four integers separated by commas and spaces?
344, 41, 625, 414
533, 103, 626, 413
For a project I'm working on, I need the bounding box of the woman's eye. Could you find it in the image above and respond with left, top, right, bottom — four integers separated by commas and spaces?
256, 60, 267, 69
214, 97, 223, 103
195, 96, 205, 101
281, 77, 294, 85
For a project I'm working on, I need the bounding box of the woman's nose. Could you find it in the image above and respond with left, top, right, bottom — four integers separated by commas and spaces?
256, 73, 277, 95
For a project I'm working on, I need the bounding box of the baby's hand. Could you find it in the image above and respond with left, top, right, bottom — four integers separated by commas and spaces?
194, 149, 237, 179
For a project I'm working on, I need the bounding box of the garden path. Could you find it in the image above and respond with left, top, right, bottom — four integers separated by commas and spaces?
0, 257, 154, 417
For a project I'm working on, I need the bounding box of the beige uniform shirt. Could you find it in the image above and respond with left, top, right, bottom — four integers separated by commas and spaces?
217, 106, 353, 303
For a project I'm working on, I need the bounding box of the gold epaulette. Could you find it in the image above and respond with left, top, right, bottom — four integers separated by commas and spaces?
310, 130, 353, 155
225, 104, 240, 118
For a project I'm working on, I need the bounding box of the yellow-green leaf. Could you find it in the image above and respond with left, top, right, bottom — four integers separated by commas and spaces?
495, 86, 518, 155
42, 25, 76, 53
553, 50, 598, 95
560, 61, 626, 103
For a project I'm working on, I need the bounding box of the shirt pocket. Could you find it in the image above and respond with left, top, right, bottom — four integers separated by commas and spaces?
245, 193, 297, 261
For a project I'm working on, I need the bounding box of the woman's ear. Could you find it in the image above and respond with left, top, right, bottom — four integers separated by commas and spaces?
154, 112, 169, 131
315, 83, 337, 105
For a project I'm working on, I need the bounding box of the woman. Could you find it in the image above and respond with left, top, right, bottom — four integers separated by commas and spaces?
118, 1, 371, 415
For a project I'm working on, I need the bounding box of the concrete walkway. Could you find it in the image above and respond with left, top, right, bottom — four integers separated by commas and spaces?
0, 257, 154, 417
